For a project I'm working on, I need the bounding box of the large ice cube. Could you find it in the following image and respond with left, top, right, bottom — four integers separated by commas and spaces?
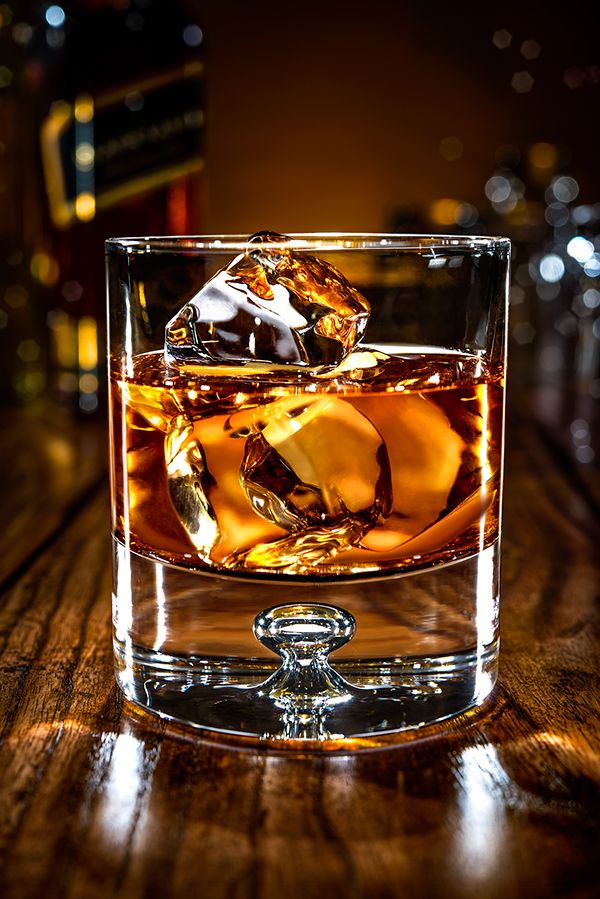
164, 231, 370, 368
227, 395, 391, 569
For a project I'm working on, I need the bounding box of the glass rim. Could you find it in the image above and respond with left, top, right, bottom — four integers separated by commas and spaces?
105, 232, 511, 255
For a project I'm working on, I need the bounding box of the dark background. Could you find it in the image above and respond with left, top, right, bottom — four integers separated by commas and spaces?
1, 0, 599, 463
202, 2, 599, 232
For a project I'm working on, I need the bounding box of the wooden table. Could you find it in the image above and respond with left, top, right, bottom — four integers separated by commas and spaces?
1, 398, 598, 899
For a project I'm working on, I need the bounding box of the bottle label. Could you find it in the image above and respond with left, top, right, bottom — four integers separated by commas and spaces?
41, 62, 204, 228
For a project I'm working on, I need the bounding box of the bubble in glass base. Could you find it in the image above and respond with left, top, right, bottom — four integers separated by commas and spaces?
112, 537, 499, 744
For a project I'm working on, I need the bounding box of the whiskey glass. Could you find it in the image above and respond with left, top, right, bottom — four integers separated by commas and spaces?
106, 234, 509, 745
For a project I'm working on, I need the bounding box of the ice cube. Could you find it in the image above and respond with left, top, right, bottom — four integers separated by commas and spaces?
230, 395, 391, 568
165, 414, 220, 556
164, 231, 370, 369
352, 393, 466, 547
227, 520, 366, 574
119, 380, 181, 431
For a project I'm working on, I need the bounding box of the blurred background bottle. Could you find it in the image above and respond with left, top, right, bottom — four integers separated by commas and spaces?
0, 0, 205, 412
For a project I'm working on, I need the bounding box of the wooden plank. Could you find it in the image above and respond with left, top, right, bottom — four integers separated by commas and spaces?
0, 418, 598, 899
0, 406, 106, 587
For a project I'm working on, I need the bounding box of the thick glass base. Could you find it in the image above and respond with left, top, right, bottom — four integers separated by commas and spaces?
113, 537, 499, 745
116, 640, 497, 742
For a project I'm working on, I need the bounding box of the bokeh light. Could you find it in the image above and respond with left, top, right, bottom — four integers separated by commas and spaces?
75, 193, 95, 221
545, 203, 570, 227
125, 91, 144, 112
520, 39, 541, 60
567, 236, 594, 263
126, 12, 144, 31
572, 205, 595, 225
529, 142, 558, 170
485, 176, 511, 203
45, 5, 65, 27
582, 289, 600, 309
583, 254, 600, 277
511, 71, 534, 93
551, 176, 579, 203
183, 24, 203, 47
12, 22, 33, 45
17, 339, 41, 362
30, 252, 60, 286
492, 29, 511, 49
439, 136, 463, 161
61, 281, 83, 302
539, 254, 565, 283
4, 285, 28, 307
536, 281, 561, 301
512, 321, 536, 344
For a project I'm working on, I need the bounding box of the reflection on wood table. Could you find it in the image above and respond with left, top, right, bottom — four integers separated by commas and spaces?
0, 402, 598, 899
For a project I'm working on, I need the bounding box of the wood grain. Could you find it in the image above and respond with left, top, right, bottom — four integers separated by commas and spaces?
0, 408, 598, 899
0, 406, 106, 587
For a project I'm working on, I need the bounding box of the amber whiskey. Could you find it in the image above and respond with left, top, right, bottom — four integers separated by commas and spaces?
109, 347, 503, 579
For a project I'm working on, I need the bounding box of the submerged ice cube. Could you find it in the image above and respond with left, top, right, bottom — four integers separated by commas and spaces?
227, 395, 391, 570
229, 521, 367, 575
165, 415, 220, 556
164, 231, 370, 369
